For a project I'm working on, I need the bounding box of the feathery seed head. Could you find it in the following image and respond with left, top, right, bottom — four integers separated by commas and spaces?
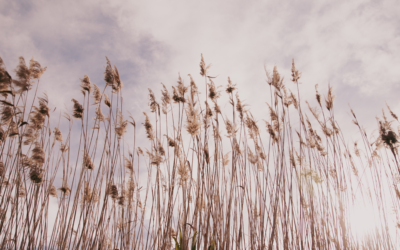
104, 93, 111, 107
325, 86, 335, 111
185, 101, 201, 136
177, 156, 190, 182
386, 103, 398, 121
222, 152, 230, 166
172, 86, 181, 103
380, 120, 398, 149
289, 91, 298, 109
226, 77, 236, 94
137, 147, 144, 156
172, 74, 187, 103
157, 138, 165, 156
95, 104, 105, 121
31, 143, 45, 166
92, 83, 101, 104
54, 127, 63, 142
148, 89, 159, 113
306, 101, 320, 122
272, 66, 284, 90
80, 181, 93, 206
177, 73, 188, 96
213, 101, 221, 114
21, 154, 33, 169
146, 149, 163, 165
188, 74, 199, 99
265, 120, 279, 143
113, 65, 123, 92
127, 174, 135, 196
1, 105, 14, 125
59, 181, 71, 196
80, 75, 92, 95
29, 57, 46, 80
13, 57, 31, 93
37, 94, 49, 117
291, 58, 301, 82
161, 83, 171, 114
208, 79, 221, 101
60, 143, 69, 152
71, 99, 84, 119
315, 84, 321, 105
83, 151, 94, 170
225, 118, 237, 138
165, 135, 176, 147
282, 88, 293, 107
143, 112, 154, 141
124, 156, 133, 172
245, 113, 259, 139
49, 184, 57, 197
236, 93, 246, 120
29, 166, 44, 185
8, 120, 18, 137
29, 108, 45, 130
248, 148, 259, 165
108, 184, 119, 200
115, 109, 128, 139
0, 57, 11, 93
118, 188, 126, 206
199, 54, 211, 77
104, 57, 115, 87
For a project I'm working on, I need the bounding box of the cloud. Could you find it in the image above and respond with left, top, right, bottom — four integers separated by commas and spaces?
0, 0, 170, 111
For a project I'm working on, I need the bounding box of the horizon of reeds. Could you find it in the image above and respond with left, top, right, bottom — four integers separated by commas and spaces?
0, 54, 399, 249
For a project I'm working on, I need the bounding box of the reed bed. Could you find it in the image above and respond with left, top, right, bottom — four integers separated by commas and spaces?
0, 54, 399, 249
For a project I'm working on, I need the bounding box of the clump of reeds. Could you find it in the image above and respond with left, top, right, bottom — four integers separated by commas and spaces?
0, 54, 399, 250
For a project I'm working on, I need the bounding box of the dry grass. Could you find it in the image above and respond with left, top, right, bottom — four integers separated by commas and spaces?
0, 55, 399, 249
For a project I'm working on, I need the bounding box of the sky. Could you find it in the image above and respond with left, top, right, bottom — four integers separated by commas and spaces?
1, 0, 400, 139
1, 0, 400, 244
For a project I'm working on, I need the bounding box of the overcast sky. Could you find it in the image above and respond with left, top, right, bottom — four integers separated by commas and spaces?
1, 0, 400, 142
2, 0, 400, 243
